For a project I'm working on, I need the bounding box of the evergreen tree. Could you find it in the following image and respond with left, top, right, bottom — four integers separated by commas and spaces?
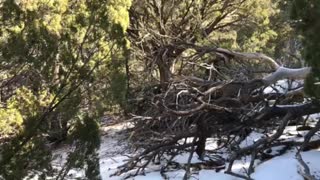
291, 0, 320, 98
0, 0, 131, 179
128, 0, 290, 87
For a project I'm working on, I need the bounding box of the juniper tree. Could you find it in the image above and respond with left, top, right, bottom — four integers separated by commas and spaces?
291, 0, 320, 98
0, 0, 131, 179
128, 0, 290, 87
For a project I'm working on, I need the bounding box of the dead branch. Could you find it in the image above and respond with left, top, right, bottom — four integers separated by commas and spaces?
296, 151, 316, 180
120, 47, 320, 179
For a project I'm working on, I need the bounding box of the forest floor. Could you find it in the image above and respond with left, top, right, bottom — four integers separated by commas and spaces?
52, 114, 320, 180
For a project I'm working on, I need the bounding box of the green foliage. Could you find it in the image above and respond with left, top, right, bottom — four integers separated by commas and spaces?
0, 86, 54, 137
128, 0, 290, 87
0, 135, 53, 179
8, 87, 55, 117
57, 114, 101, 180
205, 0, 281, 53
0, 0, 131, 179
0, 108, 23, 137
291, 0, 320, 98
0, 0, 308, 179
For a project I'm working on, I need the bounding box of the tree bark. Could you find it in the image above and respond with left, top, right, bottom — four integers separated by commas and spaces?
157, 58, 172, 87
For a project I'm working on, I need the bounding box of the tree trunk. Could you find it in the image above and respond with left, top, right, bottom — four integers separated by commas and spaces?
157, 60, 171, 88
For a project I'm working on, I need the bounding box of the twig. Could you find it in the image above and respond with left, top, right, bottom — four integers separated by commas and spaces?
296, 150, 316, 180
183, 137, 198, 180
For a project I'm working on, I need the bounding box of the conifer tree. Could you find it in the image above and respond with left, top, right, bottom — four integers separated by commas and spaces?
0, 0, 131, 179
291, 0, 320, 98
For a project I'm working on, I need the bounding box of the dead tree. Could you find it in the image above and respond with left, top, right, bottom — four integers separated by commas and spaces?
114, 47, 320, 179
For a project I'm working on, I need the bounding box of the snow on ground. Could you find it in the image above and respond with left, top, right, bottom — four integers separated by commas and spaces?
196, 149, 320, 180
199, 170, 238, 180
252, 150, 320, 180
240, 131, 266, 148
52, 120, 320, 180
263, 80, 303, 94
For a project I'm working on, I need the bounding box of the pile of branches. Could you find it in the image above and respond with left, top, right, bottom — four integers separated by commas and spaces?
115, 48, 320, 179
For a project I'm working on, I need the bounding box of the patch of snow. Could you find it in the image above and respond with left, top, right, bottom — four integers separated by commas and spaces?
205, 138, 219, 150
100, 155, 128, 180
252, 150, 320, 180
264, 80, 303, 94
66, 169, 85, 179
239, 132, 265, 148
173, 153, 203, 164
309, 113, 320, 120
177, 137, 196, 144
166, 170, 189, 179
227, 155, 260, 174
51, 121, 320, 180
297, 150, 320, 179
265, 145, 287, 156
135, 172, 163, 180
199, 170, 238, 180
279, 125, 320, 143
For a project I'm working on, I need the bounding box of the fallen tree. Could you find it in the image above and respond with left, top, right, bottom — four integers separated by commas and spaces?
115, 47, 320, 179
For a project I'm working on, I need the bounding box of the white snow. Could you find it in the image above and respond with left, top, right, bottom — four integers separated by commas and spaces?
173, 153, 203, 164
135, 172, 164, 180
309, 113, 320, 120
252, 150, 320, 180
239, 132, 265, 148
264, 80, 303, 94
199, 170, 238, 180
51, 121, 320, 180
165, 170, 190, 179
